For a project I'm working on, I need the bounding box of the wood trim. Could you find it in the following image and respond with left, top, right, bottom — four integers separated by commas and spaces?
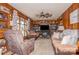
0, 3, 28, 19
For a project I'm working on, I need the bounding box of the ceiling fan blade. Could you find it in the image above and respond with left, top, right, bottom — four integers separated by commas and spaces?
50, 14, 52, 17
40, 12, 44, 15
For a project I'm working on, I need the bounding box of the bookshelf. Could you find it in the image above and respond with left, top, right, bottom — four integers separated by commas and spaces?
0, 11, 11, 39
0, 5, 12, 39
0, 4, 29, 38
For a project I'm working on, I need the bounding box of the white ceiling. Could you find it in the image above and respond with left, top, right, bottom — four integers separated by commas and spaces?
10, 3, 72, 20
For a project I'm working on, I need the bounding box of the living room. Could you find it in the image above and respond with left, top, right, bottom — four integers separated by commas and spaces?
0, 3, 79, 55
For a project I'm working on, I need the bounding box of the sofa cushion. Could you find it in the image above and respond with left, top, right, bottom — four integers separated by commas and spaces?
59, 29, 72, 40
57, 44, 77, 54
69, 35, 77, 47
61, 35, 71, 45
61, 35, 77, 47
60, 29, 78, 45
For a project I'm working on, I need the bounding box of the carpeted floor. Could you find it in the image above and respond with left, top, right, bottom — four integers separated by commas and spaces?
30, 38, 54, 55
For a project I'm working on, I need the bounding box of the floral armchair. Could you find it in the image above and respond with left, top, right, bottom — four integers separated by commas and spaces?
4, 30, 35, 55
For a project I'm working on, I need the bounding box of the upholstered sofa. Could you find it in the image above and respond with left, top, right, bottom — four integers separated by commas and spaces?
51, 29, 78, 55
4, 30, 35, 55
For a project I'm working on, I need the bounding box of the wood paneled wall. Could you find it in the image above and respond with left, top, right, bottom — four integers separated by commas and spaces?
31, 3, 79, 29
58, 3, 79, 29
2, 3, 79, 29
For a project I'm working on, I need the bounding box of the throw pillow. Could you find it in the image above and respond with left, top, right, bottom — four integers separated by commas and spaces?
52, 32, 60, 39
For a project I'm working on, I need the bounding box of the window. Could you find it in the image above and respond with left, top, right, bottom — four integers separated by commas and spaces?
19, 17, 28, 36
12, 10, 28, 36
16, 19, 20, 30
24, 20, 28, 36
20, 17, 25, 36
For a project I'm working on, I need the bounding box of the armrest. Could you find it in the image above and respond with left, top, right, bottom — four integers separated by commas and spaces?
24, 38, 35, 45
53, 39, 77, 53
24, 38, 35, 42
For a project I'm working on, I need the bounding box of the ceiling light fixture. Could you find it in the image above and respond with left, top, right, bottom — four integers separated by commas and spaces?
36, 11, 52, 18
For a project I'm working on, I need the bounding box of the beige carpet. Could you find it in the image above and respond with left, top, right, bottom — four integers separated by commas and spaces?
30, 38, 54, 55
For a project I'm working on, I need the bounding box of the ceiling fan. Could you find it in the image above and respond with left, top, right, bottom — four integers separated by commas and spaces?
36, 11, 52, 18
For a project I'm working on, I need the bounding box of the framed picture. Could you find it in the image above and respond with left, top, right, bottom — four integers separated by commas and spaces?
70, 9, 79, 24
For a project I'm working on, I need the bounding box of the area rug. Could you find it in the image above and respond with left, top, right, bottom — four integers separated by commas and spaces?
30, 38, 54, 55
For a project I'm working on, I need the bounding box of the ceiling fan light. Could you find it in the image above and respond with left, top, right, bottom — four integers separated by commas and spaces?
36, 11, 52, 18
